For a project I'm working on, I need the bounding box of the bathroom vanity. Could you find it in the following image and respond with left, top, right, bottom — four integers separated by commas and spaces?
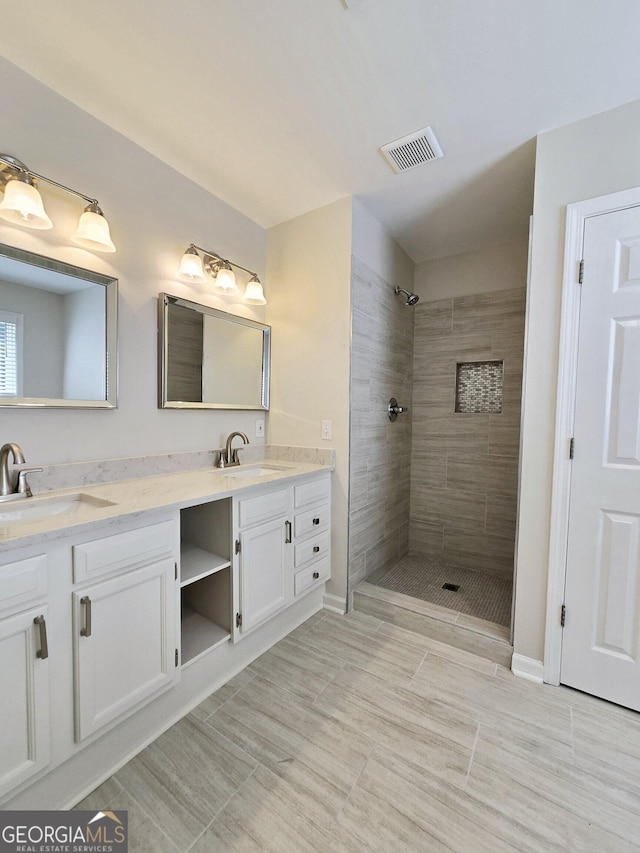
0, 460, 332, 808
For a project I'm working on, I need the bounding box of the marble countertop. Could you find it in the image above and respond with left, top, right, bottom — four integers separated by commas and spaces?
0, 460, 331, 551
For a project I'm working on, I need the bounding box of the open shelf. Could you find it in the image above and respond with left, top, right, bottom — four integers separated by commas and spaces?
181, 606, 230, 665
180, 543, 230, 587
179, 499, 233, 667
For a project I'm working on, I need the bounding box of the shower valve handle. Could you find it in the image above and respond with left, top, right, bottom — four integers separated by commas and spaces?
388, 398, 407, 422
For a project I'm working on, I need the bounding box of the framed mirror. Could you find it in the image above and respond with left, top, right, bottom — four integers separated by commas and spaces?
158, 293, 270, 410
0, 243, 117, 408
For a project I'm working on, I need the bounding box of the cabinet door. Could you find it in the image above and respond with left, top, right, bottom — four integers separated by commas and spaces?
0, 605, 51, 798
73, 558, 178, 742
238, 517, 290, 635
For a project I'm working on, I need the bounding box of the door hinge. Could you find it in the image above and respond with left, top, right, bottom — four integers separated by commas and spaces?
560, 605, 566, 627
569, 437, 575, 460
175, 648, 179, 667
235, 539, 241, 554
236, 612, 242, 628
578, 259, 584, 284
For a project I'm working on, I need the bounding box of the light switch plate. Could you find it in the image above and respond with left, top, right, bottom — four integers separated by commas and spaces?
255, 419, 265, 438
321, 420, 332, 440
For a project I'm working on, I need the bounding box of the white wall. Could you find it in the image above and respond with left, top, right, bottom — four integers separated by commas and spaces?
414, 239, 528, 302
515, 99, 640, 663
266, 198, 353, 602
352, 198, 415, 291
0, 57, 267, 466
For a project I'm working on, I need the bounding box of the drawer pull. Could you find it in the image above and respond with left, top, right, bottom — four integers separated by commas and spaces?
313, 517, 320, 525
313, 572, 320, 580
285, 520, 292, 544
313, 545, 320, 553
34, 615, 49, 660
80, 595, 92, 637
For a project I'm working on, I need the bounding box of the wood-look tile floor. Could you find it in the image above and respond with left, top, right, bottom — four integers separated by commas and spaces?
77, 610, 640, 852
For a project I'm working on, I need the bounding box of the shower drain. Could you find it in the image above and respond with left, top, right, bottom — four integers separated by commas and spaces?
442, 582, 460, 592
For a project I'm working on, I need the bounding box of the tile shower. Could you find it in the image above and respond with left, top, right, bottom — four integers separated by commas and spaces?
348, 262, 525, 632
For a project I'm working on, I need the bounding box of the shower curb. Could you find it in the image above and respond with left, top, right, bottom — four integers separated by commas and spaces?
353, 582, 513, 668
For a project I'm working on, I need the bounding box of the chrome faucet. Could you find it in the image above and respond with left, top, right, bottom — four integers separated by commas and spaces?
0, 442, 25, 499
218, 431, 250, 468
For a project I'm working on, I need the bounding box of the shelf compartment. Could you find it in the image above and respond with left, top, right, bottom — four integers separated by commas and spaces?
180, 543, 230, 587
181, 606, 230, 664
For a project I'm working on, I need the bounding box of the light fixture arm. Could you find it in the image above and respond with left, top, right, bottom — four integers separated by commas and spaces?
188, 243, 258, 279
0, 154, 98, 206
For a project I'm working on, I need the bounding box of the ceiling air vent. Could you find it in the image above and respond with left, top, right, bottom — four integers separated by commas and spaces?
380, 126, 443, 173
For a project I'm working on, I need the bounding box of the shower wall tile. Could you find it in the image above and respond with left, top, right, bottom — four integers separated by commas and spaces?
349, 254, 414, 594
410, 288, 525, 577
452, 290, 526, 333
486, 494, 518, 540
408, 519, 445, 558
446, 455, 519, 499
413, 487, 488, 533
442, 529, 516, 578
414, 299, 452, 336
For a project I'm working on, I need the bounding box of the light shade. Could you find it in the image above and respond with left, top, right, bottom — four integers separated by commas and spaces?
72, 204, 116, 253
0, 176, 53, 230
214, 263, 237, 293
177, 247, 206, 282
243, 275, 266, 305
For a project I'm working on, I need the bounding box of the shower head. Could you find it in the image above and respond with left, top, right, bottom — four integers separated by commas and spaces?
394, 286, 419, 306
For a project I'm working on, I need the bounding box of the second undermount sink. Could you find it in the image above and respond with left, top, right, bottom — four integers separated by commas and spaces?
0, 492, 117, 525
218, 464, 290, 479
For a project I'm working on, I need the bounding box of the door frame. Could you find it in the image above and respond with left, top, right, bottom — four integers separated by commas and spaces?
544, 185, 640, 685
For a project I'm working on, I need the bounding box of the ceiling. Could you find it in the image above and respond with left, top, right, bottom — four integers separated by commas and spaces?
1, 0, 639, 263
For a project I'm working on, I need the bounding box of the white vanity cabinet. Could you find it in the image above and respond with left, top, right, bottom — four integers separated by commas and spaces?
234, 487, 292, 635
0, 553, 51, 799
72, 519, 180, 741
0, 463, 332, 809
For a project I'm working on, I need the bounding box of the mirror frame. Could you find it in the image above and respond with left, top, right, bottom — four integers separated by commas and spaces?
0, 242, 118, 409
158, 292, 270, 410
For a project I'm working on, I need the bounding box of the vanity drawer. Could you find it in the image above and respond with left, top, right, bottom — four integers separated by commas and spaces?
73, 520, 176, 584
0, 554, 48, 615
238, 488, 289, 527
294, 530, 330, 569
294, 557, 330, 596
294, 476, 330, 509
294, 504, 329, 538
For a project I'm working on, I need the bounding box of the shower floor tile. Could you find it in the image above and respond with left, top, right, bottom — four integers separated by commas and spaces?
368, 556, 512, 627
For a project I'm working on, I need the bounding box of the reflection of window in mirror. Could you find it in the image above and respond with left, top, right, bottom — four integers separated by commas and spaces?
0, 310, 23, 396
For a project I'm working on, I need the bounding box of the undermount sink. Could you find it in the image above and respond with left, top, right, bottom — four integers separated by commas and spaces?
0, 492, 117, 525
218, 464, 290, 479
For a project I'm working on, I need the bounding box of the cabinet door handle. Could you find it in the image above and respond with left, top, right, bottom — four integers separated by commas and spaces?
80, 595, 92, 637
285, 520, 292, 543
313, 545, 320, 553
313, 572, 320, 580
34, 615, 49, 660
313, 517, 320, 525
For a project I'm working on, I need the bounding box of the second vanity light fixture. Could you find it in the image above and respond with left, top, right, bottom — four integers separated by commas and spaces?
0, 153, 116, 253
177, 243, 266, 305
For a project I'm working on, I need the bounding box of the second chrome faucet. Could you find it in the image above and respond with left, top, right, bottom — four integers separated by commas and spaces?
217, 431, 250, 468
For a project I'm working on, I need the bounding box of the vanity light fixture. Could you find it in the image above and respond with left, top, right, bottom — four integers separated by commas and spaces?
177, 243, 266, 305
0, 153, 116, 253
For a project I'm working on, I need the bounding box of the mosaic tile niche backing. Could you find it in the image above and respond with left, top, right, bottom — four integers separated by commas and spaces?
455, 360, 504, 414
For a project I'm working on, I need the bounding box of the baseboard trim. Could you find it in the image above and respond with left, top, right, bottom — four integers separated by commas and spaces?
511, 653, 544, 683
323, 592, 346, 614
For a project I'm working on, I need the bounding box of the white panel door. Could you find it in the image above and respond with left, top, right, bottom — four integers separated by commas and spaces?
74, 559, 178, 741
238, 517, 289, 634
561, 204, 640, 709
0, 605, 51, 798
